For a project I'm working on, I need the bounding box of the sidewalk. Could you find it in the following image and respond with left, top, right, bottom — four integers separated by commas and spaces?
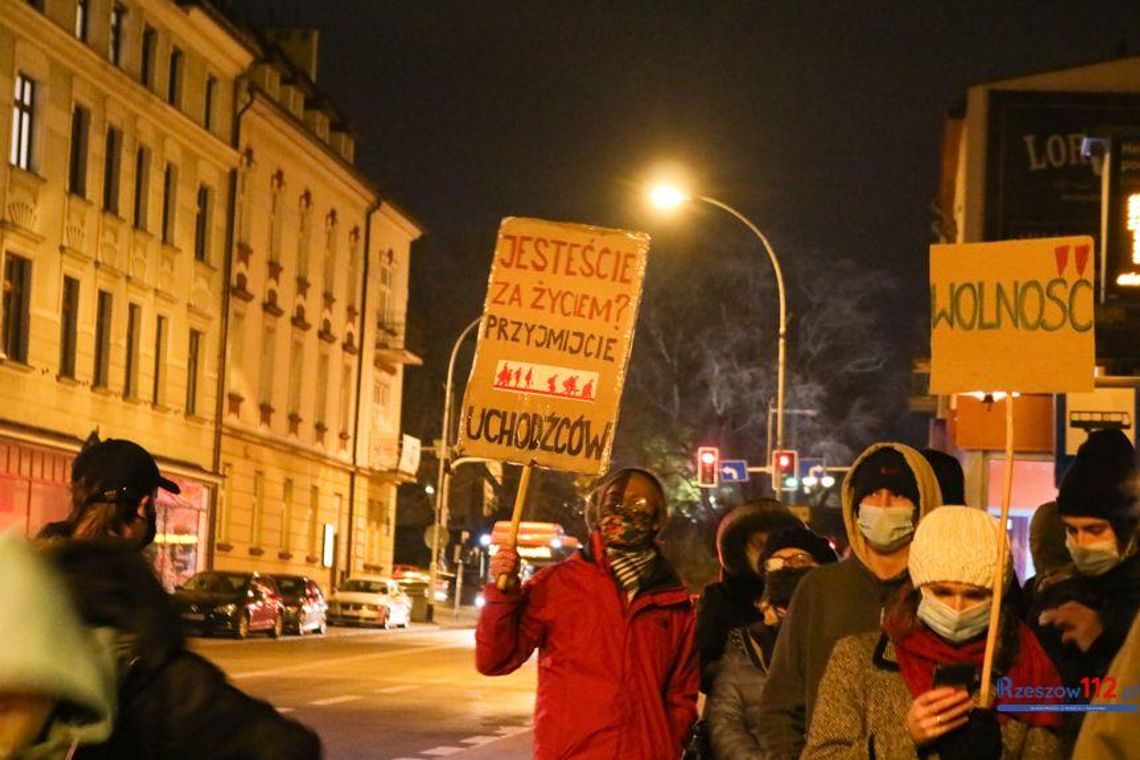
426, 603, 481, 629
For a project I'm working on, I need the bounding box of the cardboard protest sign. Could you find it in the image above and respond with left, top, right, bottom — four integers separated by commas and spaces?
930, 237, 1095, 394
457, 217, 650, 475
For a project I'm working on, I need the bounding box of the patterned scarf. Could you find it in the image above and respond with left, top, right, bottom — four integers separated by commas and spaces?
606, 546, 659, 596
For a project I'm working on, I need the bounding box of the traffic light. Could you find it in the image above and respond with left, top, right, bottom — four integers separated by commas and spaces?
772, 449, 798, 491
696, 446, 719, 488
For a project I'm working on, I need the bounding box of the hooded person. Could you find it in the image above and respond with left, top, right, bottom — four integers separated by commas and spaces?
695, 500, 802, 692
756, 442, 943, 759
804, 507, 1063, 760
706, 525, 837, 760
0, 531, 116, 759
475, 466, 698, 760
39, 540, 322, 759
1033, 429, 1140, 750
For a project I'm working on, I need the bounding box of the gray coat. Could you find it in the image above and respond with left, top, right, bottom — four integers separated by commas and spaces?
804, 632, 1062, 760
707, 627, 769, 759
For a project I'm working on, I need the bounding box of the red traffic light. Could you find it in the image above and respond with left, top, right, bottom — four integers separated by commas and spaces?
772, 449, 798, 479
696, 446, 720, 488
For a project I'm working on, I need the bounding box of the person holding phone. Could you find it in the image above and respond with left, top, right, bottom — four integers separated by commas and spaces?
803, 507, 1063, 760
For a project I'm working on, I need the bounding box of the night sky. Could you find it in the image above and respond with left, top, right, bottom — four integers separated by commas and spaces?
235, 0, 1140, 439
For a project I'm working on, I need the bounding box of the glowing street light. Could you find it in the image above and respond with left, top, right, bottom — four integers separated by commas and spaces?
648, 182, 789, 498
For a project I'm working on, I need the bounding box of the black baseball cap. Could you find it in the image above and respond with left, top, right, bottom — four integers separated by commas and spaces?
71, 439, 180, 502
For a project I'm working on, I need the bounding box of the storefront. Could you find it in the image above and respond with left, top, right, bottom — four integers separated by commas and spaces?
0, 435, 213, 590
984, 456, 1058, 583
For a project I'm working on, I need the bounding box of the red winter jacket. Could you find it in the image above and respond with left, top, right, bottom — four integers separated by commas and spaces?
475, 532, 698, 760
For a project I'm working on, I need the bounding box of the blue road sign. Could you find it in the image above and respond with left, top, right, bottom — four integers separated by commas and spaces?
799, 457, 825, 480
720, 460, 749, 483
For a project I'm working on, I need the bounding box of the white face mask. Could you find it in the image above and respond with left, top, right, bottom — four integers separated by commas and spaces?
1066, 534, 1124, 577
856, 504, 915, 553
917, 591, 991, 644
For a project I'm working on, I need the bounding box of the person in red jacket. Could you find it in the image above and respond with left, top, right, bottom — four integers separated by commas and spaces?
476, 466, 698, 759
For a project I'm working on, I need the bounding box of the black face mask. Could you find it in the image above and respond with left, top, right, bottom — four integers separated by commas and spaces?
764, 566, 814, 610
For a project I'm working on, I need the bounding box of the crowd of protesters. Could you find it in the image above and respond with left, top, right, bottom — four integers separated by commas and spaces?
477, 432, 1140, 759
2, 424, 1136, 759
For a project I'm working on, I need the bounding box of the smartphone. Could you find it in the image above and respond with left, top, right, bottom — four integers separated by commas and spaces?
933, 663, 977, 691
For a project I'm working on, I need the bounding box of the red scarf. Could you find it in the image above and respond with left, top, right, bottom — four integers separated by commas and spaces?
886, 621, 1063, 729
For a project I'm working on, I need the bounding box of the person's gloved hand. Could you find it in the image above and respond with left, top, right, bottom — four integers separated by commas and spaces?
933, 708, 1002, 760
490, 545, 520, 590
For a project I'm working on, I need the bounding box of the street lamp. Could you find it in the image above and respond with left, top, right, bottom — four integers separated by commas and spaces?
427, 315, 483, 621
648, 183, 790, 489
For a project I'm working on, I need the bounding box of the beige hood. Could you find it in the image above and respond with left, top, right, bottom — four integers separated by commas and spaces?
841, 443, 943, 566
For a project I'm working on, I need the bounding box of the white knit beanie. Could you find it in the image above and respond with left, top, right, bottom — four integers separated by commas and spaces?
908, 507, 1012, 590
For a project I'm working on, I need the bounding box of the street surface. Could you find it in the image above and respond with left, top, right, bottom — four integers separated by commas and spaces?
190, 619, 535, 759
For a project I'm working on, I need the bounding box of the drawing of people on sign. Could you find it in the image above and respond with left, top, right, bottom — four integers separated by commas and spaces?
563, 376, 579, 397
497, 364, 513, 387
582, 380, 594, 401
548, 375, 558, 393
525, 369, 533, 389
513, 367, 522, 387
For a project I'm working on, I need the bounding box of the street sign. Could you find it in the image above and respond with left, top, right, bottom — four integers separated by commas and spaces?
1055, 387, 1139, 485
799, 457, 825, 480
720, 460, 748, 483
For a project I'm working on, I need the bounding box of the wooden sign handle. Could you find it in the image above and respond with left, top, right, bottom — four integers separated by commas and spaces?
979, 393, 1016, 708
495, 461, 536, 592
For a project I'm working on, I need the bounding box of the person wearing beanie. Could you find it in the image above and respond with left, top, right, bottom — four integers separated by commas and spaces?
696, 500, 802, 692
921, 448, 966, 506
707, 525, 837, 760
1034, 429, 1140, 751
804, 507, 1063, 760
757, 442, 944, 758
476, 467, 698, 759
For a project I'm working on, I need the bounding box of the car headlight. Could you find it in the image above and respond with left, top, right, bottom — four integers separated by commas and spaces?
434, 590, 448, 602
475, 593, 486, 609
219, 603, 238, 615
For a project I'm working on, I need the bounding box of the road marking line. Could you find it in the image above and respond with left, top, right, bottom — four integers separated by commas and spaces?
494, 725, 530, 736
276, 707, 295, 714
229, 643, 459, 680
309, 695, 362, 706
421, 748, 464, 757
374, 685, 417, 694
459, 735, 499, 745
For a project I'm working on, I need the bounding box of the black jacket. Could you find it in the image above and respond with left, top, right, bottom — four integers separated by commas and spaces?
696, 574, 765, 693
42, 540, 322, 760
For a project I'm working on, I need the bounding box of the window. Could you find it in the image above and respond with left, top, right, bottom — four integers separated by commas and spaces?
93, 290, 113, 387
167, 47, 183, 106
68, 106, 90, 197
315, 352, 329, 426
228, 309, 244, 391
308, 486, 319, 557
102, 127, 121, 213
10, 74, 35, 171
161, 163, 177, 244
140, 26, 156, 88
259, 322, 275, 408
2, 254, 31, 362
252, 472, 264, 545
204, 75, 217, 130
75, 0, 89, 42
59, 276, 79, 378
186, 329, 201, 415
109, 5, 125, 66
193, 184, 210, 261
133, 145, 150, 230
152, 314, 167, 405
124, 303, 141, 397
338, 364, 352, 434
282, 479, 293, 552
287, 336, 303, 417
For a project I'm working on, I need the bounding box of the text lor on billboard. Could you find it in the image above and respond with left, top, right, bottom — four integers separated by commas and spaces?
457, 217, 650, 475
930, 236, 1095, 395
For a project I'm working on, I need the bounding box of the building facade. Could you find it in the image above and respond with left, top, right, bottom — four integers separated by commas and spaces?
0, 3, 421, 589
212, 30, 420, 588
0, 0, 252, 588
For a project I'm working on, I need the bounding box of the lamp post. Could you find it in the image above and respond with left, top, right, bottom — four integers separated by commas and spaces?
427, 315, 483, 621
649, 185, 789, 489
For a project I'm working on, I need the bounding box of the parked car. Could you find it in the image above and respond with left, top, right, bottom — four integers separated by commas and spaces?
172, 571, 285, 639
327, 576, 412, 628
271, 574, 327, 636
